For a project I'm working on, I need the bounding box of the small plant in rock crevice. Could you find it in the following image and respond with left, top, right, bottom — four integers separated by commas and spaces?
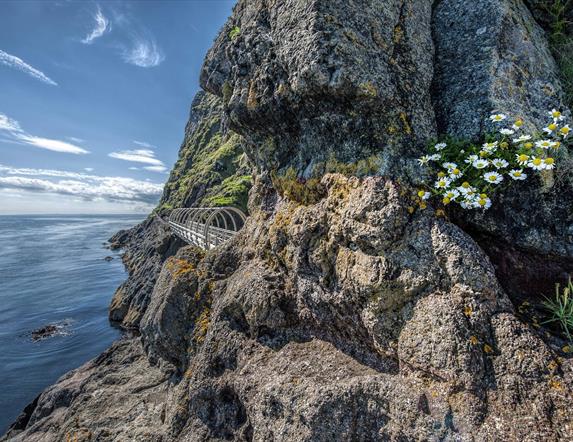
543, 278, 573, 344
415, 110, 571, 210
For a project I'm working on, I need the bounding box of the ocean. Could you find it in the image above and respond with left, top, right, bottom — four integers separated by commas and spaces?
0, 214, 143, 433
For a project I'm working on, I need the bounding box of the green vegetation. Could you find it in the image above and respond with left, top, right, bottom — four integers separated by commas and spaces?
543, 278, 573, 343
541, 0, 573, 106
271, 155, 381, 205
155, 93, 252, 215
229, 26, 241, 41
202, 174, 252, 209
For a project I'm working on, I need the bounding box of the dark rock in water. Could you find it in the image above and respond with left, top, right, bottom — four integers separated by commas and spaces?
103, 256, 114, 262
31, 325, 58, 341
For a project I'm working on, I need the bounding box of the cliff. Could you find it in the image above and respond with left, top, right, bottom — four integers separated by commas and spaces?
4, 1, 573, 441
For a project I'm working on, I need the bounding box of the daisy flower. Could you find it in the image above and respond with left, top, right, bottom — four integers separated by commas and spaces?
509, 169, 527, 180
528, 157, 544, 170
483, 171, 503, 184
465, 154, 479, 164
434, 142, 447, 151
549, 109, 565, 121
434, 178, 451, 189
473, 159, 489, 169
449, 168, 463, 179
490, 114, 507, 122
492, 158, 509, 169
457, 182, 473, 194
429, 154, 441, 161
543, 122, 558, 134
516, 153, 529, 165
513, 135, 531, 143
543, 158, 555, 170
442, 162, 457, 171
443, 189, 460, 201
512, 120, 524, 130
417, 155, 431, 165
477, 196, 492, 210
500, 128, 515, 135
560, 125, 570, 138
417, 190, 431, 200
535, 139, 553, 149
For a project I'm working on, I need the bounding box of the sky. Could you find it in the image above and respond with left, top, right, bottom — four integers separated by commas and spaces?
0, 0, 235, 214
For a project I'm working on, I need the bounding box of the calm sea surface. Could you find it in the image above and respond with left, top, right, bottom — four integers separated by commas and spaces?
0, 214, 143, 433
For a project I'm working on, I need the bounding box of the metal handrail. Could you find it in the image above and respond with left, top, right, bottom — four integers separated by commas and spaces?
168, 207, 247, 250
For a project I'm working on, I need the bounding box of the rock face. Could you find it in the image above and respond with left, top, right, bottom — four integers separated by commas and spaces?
201, 0, 437, 174
4, 0, 573, 441
6, 175, 573, 441
108, 91, 252, 330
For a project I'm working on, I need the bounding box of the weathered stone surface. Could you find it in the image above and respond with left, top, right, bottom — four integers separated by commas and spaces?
202, 0, 437, 174
8, 176, 571, 441
2, 338, 172, 442
5, 1, 573, 440
433, 0, 564, 139
108, 215, 183, 329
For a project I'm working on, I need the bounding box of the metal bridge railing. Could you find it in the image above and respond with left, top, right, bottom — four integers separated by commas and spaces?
168, 207, 247, 250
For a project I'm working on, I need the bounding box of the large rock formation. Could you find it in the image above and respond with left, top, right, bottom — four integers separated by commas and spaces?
4, 0, 573, 441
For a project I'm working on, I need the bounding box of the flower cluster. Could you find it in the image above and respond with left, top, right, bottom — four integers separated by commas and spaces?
416, 109, 570, 210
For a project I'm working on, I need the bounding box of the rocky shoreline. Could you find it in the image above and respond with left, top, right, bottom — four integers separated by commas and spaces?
3, 0, 573, 440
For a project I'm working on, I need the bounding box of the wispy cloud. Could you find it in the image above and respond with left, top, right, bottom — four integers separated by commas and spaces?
133, 140, 155, 149
84, 167, 94, 172
122, 38, 164, 67
143, 165, 167, 173
109, 146, 166, 172
0, 112, 89, 155
0, 50, 57, 86
0, 164, 163, 204
81, 6, 111, 44
80, 5, 164, 68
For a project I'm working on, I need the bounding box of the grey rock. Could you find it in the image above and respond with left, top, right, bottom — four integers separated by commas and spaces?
201, 0, 437, 174
433, 0, 565, 139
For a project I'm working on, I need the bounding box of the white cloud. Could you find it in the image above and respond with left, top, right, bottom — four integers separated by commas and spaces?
0, 164, 163, 204
84, 167, 94, 172
144, 165, 167, 173
0, 114, 21, 131
81, 7, 111, 44
0, 49, 57, 86
0, 112, 89, 154
128, 167, 139, 170
109, 148, 164, 167
122, 38, 164, 67
68, 136, 85, 143
133, 140, 155, 149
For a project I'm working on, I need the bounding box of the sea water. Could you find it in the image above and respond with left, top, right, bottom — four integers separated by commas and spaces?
0, 214, 143, 433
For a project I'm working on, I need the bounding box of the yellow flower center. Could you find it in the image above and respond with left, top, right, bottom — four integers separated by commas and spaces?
442, 197, 450, 205
561, 127, 570, 134
524, 142, 533, 149
438, 172, 446, 178
518, 154, 528, 162
545, 158, 554, 165
548, 123, 557, 130
452, 168, 460, 175
494, 116, 502, 121
478, 199, 487, 206
532, 158, 542, 166
480, 193, 487, 198
514, 120, 523, 127
488, 175, 497, 182
462, 182, 470, 188
418, 190, 426, 198
513, 171, 522, 177
554, 142, 561, 148
552, 111, 561, 118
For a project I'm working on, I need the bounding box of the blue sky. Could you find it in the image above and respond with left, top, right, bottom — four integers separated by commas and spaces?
0, 0, 234, 214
